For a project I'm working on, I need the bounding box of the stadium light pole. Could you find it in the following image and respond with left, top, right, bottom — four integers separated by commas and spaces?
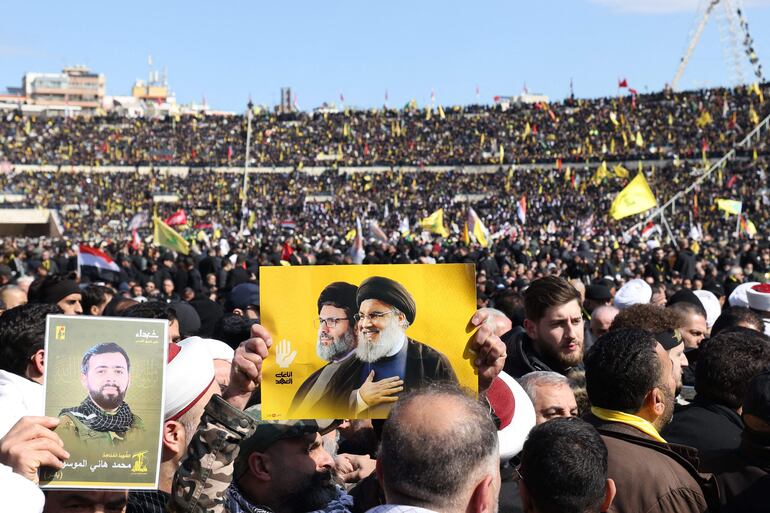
239, 100, 254, 235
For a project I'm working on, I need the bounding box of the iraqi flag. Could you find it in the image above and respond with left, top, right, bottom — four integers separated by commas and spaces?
516, 195, 527, 225
78, 244, 121, 283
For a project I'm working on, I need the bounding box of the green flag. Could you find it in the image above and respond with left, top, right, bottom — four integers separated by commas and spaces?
154, 216, 190, 255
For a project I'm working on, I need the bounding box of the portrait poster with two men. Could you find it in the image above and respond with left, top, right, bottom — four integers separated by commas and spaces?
260, 263, 477, 420
41, 315, 167, 489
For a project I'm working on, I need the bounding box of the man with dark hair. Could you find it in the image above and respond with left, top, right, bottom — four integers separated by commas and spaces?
701, 370, 770, 512
502, 276, 584, 378
122, 301, 180, 344
81, 284, 114, 316
517, 418, 615, 513
610, 303, 689, 396
711, 307, 764, 336
667, 300, 708, 350
58, 342, 144, 448
290, 282, 360, 414
28, 272, 83, 315
584, 328, 718, 513
375, 384, 500, 513
664, 328, 770, 454
0, 303, 63, 437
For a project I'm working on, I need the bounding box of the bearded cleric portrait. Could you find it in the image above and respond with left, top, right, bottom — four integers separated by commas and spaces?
260, 264, 477, 419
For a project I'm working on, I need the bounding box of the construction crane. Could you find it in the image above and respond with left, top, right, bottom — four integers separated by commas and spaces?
671, 0, 764, 90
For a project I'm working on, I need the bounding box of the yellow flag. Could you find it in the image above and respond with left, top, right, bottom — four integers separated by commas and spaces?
613, 164, 630, 179
610, 138, 615, 154
153, 216, 190, 255
668, 113, 674, 126
419, 208, 449, 237
499, 145, 504, 165
635, 131, 644, 147
426, 107, 432, 121
622, 131, 628, 147
751, 83, 765, 103
467, 207, 489, 248
438, 105, 446, 120
754, 148, 759, 161
593, 161, 609, 183
609, 112, 619, 126
696, 111, 713, 127
716, 199, 743, 215
749, 106, 760, 125
523, 122, 531, 138
344, 228, 357, 241
609, 172, 657, 220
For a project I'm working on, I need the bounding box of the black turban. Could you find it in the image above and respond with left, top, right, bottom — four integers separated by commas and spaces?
318, 282, 359, 321
356, 276, 416, 324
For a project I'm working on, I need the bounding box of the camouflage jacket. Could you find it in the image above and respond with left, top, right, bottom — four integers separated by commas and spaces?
167, 395, 257, 513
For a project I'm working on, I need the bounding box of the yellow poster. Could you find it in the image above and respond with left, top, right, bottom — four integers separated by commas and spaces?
260, 264, 477, 419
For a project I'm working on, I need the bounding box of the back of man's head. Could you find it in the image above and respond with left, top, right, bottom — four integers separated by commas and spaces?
584, 329, 661, 413
610, 303, 682, 333
695, 328, 770, 409
519, 418, 612, 513
524, 276, 581, 322
379, 384, 499, 512
711, 307, 764, 336
0, 303, 62, 377
667, 300, 707, 323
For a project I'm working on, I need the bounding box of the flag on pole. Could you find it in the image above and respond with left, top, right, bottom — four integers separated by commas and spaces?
618, 78, 628, 88
467, 207, 490, 247
715, 199, 743, 215
741, 215, 758, 237
164, 209, 188, 227
153, 216, 190, 255
613, 164, 630, 179
517, 195, 527, 224
640, 221, 661, 239
350, 216, 365, 264
78, 244, 121, 283
609, 172, 657, 220
127, 211, 149, 231
419, 209, 449, 237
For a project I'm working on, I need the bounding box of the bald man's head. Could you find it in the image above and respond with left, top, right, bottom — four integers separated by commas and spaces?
590, 305, 619, 339
379, 385, 500, 513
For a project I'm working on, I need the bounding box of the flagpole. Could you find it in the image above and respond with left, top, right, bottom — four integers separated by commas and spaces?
735, 211, 742, 238
239, 100, 254, 235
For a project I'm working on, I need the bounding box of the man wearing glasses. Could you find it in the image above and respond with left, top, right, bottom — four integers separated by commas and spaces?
318, 276, 457, 417
290, 282, 360, 415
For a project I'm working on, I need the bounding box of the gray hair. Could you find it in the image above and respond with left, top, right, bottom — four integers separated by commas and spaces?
519, 371, 570, 403
379, 383, 498, 510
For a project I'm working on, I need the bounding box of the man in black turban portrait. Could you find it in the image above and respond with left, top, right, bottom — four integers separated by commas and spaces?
295, 275, 457, 417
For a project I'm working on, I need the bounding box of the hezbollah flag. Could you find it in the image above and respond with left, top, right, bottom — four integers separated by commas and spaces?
609, 172, 657, 220
467, 207, 490, 247
420, 208, 450, 238
715, 199, 743, 216
153, 216, 190, 255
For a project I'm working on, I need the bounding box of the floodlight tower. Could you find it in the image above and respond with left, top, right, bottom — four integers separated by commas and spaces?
671, 0, 764, 90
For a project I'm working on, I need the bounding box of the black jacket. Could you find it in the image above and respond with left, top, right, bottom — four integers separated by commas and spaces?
700, 429, 770, 513
663, 397, 744, 455
501, 327, 579, 378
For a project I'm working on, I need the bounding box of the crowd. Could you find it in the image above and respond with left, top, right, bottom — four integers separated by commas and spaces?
0, 81, 769, 513
0, 270, 769, 513
0, 84, 768, 168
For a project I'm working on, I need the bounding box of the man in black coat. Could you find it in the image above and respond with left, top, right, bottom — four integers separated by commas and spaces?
502, 276, 585, 378
664, 328, 770, 455
701, 370, 770, 512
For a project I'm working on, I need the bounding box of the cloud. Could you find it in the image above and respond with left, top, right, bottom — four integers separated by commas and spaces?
590, 0, 770, 14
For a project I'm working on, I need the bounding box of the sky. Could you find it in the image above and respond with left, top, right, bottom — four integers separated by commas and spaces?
2, 0, 770, 112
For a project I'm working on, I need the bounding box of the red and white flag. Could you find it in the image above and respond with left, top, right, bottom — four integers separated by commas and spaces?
517, 195, 527, 225
78, 245, 119, 272
164, 209, 188, 226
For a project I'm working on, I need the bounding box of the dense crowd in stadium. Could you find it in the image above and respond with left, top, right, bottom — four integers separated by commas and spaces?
2, 80, 770, 513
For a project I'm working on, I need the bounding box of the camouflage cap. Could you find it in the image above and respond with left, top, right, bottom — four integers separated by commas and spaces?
234, 405, 341, 478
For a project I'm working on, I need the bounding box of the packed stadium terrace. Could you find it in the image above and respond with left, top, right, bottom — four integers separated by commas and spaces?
0, 83, 768, 286
0, 84, 768, 167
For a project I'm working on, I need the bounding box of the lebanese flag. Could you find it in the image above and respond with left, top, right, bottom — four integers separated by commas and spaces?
78, 244, 121, 283
164, 209, 188, 226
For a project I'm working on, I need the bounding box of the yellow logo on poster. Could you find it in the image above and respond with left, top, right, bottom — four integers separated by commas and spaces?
131, 451, 148, 474
55, 325, 66, 340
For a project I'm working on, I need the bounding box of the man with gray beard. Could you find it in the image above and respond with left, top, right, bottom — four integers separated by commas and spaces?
319, 276, 457, 417
290, 282, 360, 415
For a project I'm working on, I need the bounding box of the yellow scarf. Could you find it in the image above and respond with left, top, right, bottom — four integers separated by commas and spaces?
591, 406, 667, 443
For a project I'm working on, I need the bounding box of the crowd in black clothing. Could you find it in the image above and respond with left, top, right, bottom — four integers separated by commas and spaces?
1, 84, 769, 168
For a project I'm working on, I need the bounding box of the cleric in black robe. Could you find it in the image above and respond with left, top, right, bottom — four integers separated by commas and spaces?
295, 275, 457, 417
